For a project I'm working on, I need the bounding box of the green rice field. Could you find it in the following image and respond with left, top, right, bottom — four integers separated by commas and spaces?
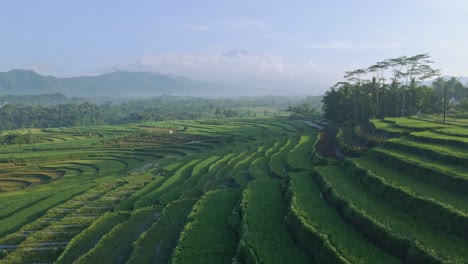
0, 116, 467, 263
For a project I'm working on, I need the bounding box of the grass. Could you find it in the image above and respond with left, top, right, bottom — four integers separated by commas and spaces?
236, 179, 311, 264
372, 147, 468, 180
127, 200, 197, 264
387, 136, 468, 161
133, 159, 200, 208
0, 187, 90, 238
171, 190, 240, 264
270, 136, 298, 177
179, 152, 233, 199
435, 126, 468, 137
287, 134, 316, 171
3, 116, 466, 263
288, 172, 401, 264
350, 157, 468, 215
231, 142, 271, 187
159, 155, 221, 203
73, 206, 161, 264
314, 166, 468, 263
248, 157, 270, 180
410, 130, 468, 147
385, 117, 449, 129
54, 211, 130, 264
370, 119, 411, 134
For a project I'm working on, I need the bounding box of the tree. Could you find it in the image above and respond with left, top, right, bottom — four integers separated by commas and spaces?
321, 53, 443, 124
287, 103, 317, 119
456, 98, 468, 117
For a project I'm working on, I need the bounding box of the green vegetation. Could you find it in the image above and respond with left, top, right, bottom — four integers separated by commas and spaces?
56, 211, 130, 264
171, 190, 240, 263
270, 136, 298, 177
1, 115, 467, 263
234, 179, 311, 264
345, 157, 468, 236
127, 200, 196, 264
321, 54, 468, 124
73, 207, 161, 264
0, 92, 306, 131
314, 166, 468, 263
287, 134, 316, 171
287, 172, 400, 264
133, 159, 200, 208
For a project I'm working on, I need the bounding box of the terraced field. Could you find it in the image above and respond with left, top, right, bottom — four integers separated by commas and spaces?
0, 116, 466, 263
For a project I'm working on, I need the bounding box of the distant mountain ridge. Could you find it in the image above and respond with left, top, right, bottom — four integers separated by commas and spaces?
0, 69, 224, 97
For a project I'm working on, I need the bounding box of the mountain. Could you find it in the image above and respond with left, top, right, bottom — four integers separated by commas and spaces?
0, 70, 224, 97
0, 70, 57, 95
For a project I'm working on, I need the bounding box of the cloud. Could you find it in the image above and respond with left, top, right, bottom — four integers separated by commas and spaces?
136, 52, 318, 79
120, 50, 342, 93
184, 23, 209, 31
307, 41, 400, 51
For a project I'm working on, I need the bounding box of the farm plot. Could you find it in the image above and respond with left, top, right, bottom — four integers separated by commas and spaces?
371, 147, 468, 195
313, 166, 468, 263
0, 174, 154, 263
370, 119, 411, 135
73, 206, 161, 264
127, 200, 197, 264
385, 117, 449, 130
8, 116, 467, 263
270, 136, 299, 177
234, 179, 311, 264
287, 133, 317, 171
287, 172, 400, 264
385, 136, 468, 165
345, 157, 468, 237
171, 190, 240, 264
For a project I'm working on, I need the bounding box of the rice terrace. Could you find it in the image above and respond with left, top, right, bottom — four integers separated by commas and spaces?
0, 113, 466, 263
2, 1, 468, 263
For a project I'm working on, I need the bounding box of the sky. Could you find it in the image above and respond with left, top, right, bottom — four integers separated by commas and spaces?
1, 0, 468, 94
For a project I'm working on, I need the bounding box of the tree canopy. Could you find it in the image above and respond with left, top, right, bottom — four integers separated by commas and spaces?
321, 54, 468, 124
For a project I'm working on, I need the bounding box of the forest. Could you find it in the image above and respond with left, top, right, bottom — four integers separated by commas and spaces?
0, 95, 321, 131
321, 53, 468, 124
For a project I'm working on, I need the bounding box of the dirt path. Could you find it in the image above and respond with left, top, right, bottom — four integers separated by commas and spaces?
296, 120, 324, 130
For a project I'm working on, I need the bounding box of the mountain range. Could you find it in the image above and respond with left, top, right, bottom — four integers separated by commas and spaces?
0, 70, 225, 97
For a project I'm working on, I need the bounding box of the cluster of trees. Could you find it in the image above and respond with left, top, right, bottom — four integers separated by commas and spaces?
0, 102, 108, 130
0, 93, 113, 106
286, 103, 317, 119
322, 53, 468, 124
0, 95, 299, 131
0, 132, 36, 145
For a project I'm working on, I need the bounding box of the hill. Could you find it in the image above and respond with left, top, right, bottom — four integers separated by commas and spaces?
0, 70, 224, 97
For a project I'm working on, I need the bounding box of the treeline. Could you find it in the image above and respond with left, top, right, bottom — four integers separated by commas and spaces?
0, 95, 301, 131
286, 103, 318, 119
0, 102, 110, 129
322, 53, 468, 124
0, 93, 117, 106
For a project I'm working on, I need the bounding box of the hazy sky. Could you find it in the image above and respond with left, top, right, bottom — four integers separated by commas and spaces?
2, 0, 468, 94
